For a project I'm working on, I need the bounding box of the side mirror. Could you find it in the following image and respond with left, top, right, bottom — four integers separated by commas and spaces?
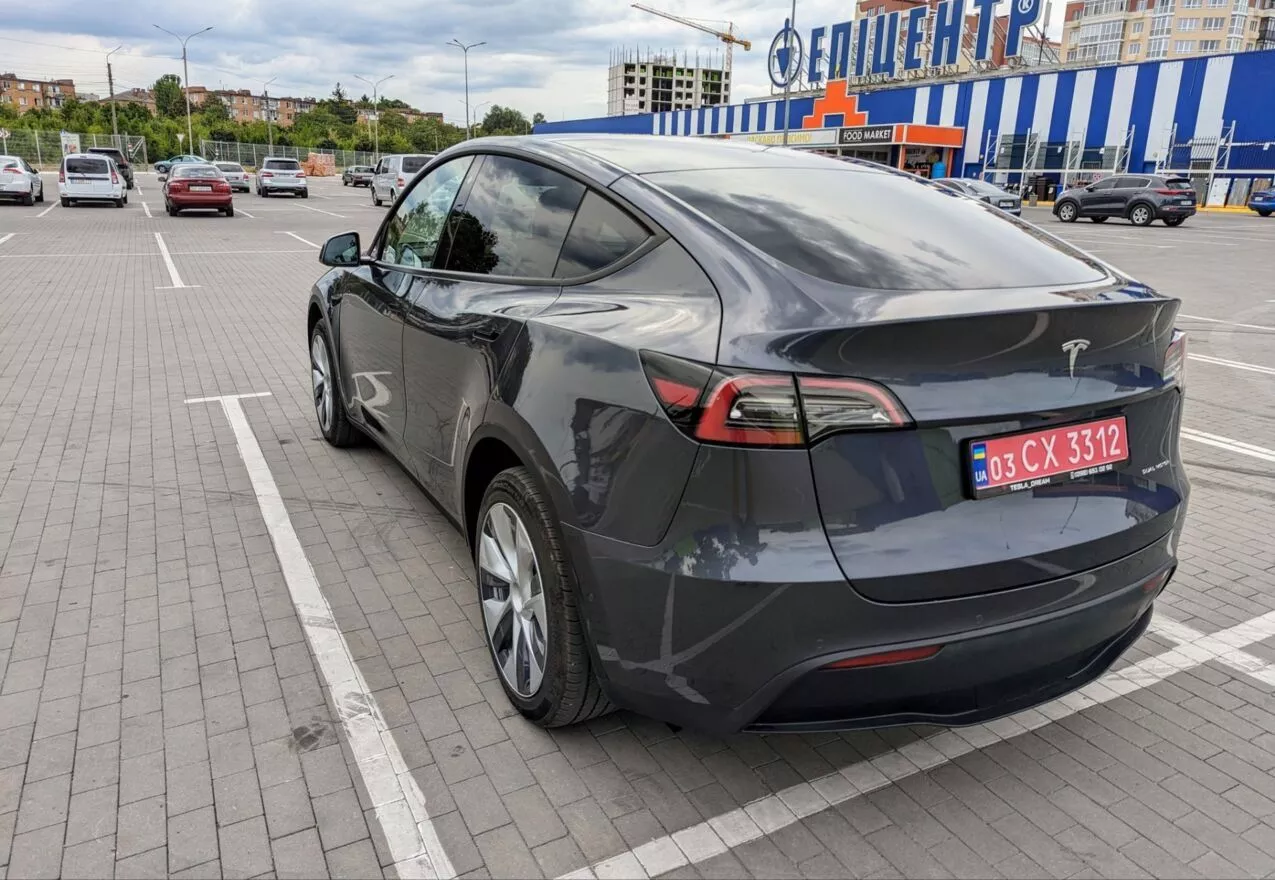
320, 232, 362, 268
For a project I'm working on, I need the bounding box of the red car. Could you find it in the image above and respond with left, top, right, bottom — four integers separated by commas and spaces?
164, 163, 234, 216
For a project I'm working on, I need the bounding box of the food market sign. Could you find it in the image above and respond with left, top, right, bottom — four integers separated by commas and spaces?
768, 0, 1045, 88
838, 125, 894, 145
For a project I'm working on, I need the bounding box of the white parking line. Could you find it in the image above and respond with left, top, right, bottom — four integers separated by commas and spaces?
35, 201, 57, 218
184, 392, 454, 880
0, 234, 14, 247
563, 610, 1275, 880
278, 231, 320, 248
237, 208, 256, 219
142, 202, 153, 219
1181, 429, 1275, 464
299, 204, 347, 219
1189, 353, 1275, 376
153, 232, 197, 289
1179, 313, 1275, 332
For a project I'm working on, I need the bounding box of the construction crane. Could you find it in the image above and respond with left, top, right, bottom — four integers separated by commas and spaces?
630, 3, 752, 77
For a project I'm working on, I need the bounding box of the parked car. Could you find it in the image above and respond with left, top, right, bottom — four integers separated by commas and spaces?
342, 165, 374, 187
214, 162, 251, 192
934, 177, 1022, 215
1249, 188, 1274, 217
155, 155, 206, 182
257, 157, 308, 198
86, 146, 135, 189
59, 153, 126, 207
370, 153, 434, 206
1053, 174, 1197, 226
306, 137, 1189, 733
163, 163, 234, 216
0, 155, 44, 205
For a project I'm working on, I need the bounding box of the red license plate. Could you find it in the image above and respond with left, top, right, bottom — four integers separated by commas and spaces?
968, 416, 1129, 498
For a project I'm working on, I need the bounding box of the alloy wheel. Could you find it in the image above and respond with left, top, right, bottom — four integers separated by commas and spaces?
310, 333, 333, 433
1059, 203, 1076, 222
479, 502, 549, 698
1132, 206, 1150, 225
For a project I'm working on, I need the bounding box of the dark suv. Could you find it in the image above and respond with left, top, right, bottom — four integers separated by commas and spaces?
1053, 174, 1196, 226
86, 147, 134, 190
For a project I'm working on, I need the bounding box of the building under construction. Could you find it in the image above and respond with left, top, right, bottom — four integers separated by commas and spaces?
607, 48, 731, 116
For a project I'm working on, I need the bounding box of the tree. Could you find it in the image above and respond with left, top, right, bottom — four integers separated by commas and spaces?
200, 92, 229, 122
331, 82, 348, 103
153, 74, 185, 119
480, 104, 530, 135
532, 112, 546, 125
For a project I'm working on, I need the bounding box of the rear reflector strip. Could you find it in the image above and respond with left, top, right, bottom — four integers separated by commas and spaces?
822, 645, 942, 670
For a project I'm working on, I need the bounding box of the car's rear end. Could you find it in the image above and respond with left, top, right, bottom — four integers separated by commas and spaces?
572, 156, 1188, 733
348, 165, 374, 186
215, 162, 250, 192
259, 158, 307, 196
59, 155, 121, 204
0, 157, 34, 202
1249, 188, 1274, 216
1150, 176, 1197, 221
167, 165, 233, 214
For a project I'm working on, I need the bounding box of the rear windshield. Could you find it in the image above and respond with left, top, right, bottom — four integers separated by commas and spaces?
647, 166, 1105, 291
215, 163, 244, 172
401, 156, 431, 173
1163, 179, 1194, 191
173, 165, 222, 178
353, 166, 373, 172
263, 159, 300, 171
89, 149, 127, 163
65, 157, 109, 175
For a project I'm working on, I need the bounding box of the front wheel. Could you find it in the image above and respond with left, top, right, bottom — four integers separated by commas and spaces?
310, 322, 356, 447
372, 187, 383, 207
476, 468, 613, 728
1129, 204, 1154, 226
1056, 201, 1078, 223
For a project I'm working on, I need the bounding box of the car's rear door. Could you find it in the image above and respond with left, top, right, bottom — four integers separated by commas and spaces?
1111, 175, 1150, 215
400, 153, 590, 511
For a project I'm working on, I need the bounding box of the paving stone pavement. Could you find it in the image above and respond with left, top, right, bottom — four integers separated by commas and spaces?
2, 178, 1275, 878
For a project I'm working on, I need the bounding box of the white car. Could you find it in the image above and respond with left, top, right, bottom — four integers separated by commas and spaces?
256, 157, 307, 198
214, 161, 251, 193
370, 153, 435, 206
59, 153, 126, 208
1, 155, 44, 206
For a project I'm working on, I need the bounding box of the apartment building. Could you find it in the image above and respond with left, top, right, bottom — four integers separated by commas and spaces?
1062, 0, 1275, 63
0, 73, 77, 113
607, 49, 731, 116
356, 108, 442, 125
207, 89, 317, 126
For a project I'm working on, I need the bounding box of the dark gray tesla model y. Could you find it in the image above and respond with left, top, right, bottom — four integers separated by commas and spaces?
306, 135, 1189, 734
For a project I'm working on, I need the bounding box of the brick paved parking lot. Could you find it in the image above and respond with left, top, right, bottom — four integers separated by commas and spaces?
2, 174, 1275, 879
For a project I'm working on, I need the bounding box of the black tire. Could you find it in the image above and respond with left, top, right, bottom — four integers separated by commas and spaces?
114, 198, 124, 208
1090, 216, 1108, 223
1056, 201, 1079, 222
259, 188, 268, 198
301, 190, 309, 199
475, 467, 613, 728
1164, 217, 1185, 227
1258, 209, 1272, 218
127, 180, 134, 190
60, 198, 70, 207
309, 321, 357, 447
21, 192, 33, 207
224, 204, 235, 218
343, 179, 349, 186
167, 202, 178, 216
1129, 203, 1154, 226
372, 187, 383, 207
35, 186, 43, 204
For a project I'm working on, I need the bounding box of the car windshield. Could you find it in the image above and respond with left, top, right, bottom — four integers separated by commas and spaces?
65, 157, 109, 175
264, 159, 300, 171
215, 163, 244, 172
648, 166, 1105, 291
174, 165, 222, 178
401, 156, 431, 173
354, 166, 373, 172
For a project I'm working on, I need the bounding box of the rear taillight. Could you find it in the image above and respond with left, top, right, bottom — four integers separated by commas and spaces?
111, 169, 119, 184
1164, 330, 1187, 388
59, 169, 65, 183
261, 171, 274, 178
214, 181, 230, 192
2, 167, 21, 175
1156, 189, 1192, 197
640, 352, 911, 448
297, 172, 306, 179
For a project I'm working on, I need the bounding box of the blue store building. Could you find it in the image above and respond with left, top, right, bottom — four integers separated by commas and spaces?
536, 48, 1275, 206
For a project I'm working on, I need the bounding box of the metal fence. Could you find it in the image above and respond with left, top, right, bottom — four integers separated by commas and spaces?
978, 128, 1134, 188
200, 140, 377, 170
0, 130, 147, 169
1157, 123, 1275, 206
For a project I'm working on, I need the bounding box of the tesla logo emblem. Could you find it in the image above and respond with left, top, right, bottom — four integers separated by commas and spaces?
1062, 338, 1090, 378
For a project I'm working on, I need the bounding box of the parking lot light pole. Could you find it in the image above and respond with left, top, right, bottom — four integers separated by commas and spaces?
262, 77, 278, 150
447, 39, 486, 139
153, 24, 214, 152
106, 46, 123, 144
354, 74, 394, 160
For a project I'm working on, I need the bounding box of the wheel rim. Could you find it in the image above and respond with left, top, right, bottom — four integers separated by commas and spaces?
479, 502, 549, 698
1061, 204, 1075, 221
310, 333, 333, 433
1133, 207, 1149, 224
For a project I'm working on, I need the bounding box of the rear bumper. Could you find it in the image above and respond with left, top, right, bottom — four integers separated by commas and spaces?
1250, 202, 1274, 213
0, 181, 33, 196
565, 442, 1184, 734
169, 194, 233, 209
261, 180, 307, 192
1155, 204, 1196, 218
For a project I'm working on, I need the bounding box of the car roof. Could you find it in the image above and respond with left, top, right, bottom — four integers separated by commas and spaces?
522, 134, 849, 176
64, 153, 112, 161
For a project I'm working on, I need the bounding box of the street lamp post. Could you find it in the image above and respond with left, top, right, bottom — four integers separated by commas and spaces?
152, 24, 214, 153
459, 100, 490, 135
262, 76, 278, 150
106, 46, 123, 145
446, 39, 486, 139
354, 74, 394, 161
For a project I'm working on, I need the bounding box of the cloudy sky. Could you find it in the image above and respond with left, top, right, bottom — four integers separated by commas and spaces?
6, 0, 1055, 124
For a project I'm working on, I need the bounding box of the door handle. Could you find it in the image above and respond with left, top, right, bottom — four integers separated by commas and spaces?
471, 327, 501, 342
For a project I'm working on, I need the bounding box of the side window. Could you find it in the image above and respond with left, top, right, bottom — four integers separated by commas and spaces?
441, 155, 585, 278
554, 191, 650, 278
1090, 178, 1118, 191
1126, 176, 1151, 189
380, 156, 474, 270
